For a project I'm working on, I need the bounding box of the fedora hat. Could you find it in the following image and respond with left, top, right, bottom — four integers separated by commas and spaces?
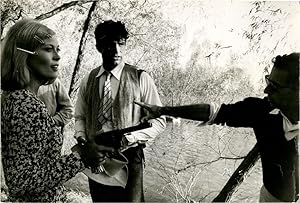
83, 152, 129, 188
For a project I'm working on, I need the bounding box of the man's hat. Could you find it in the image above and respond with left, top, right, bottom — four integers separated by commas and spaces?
83, 152, 129, 188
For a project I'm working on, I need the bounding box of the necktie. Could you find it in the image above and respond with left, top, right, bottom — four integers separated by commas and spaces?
99, 72, 113, 124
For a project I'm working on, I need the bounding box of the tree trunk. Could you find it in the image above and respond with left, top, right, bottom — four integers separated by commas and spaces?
68, 0, 98, 98
212, 143, 260, 202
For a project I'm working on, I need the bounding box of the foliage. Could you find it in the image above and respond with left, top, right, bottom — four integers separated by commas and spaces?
1, 0, 66, 36
243, 1, 300, 74
244, 1, 288, 54
1, 0, 299, 202
1, 0, 23, 36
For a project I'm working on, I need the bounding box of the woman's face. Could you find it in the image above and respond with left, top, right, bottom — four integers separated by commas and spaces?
27, 35, 60, 83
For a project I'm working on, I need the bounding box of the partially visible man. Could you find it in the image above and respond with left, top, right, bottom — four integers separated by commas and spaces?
38, 78, 73, 127
75, 20, 166, 202
136, 53, 299, 202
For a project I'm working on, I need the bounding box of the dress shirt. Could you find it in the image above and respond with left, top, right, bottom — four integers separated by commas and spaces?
75, 62, 166, 145
269, 109, 299, 141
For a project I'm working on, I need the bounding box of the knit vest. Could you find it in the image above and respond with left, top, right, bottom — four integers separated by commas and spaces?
84, 64, 142, 141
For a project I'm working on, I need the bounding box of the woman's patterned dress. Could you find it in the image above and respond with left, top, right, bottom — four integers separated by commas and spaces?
1, 89, 85, 202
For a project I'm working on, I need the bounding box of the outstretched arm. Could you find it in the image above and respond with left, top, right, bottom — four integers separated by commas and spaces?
134, 101, 211, 122
136, 97, 272, 128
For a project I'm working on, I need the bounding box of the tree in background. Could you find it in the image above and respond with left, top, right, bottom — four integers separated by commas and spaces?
1, 0, 299, 202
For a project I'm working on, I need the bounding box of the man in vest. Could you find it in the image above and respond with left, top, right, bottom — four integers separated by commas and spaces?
136, 53, 299, 202
74, 20, 166, 202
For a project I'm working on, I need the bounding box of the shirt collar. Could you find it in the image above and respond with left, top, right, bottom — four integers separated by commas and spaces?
269, 108, 299, 139
279, 111, 299, 132
96, 61, 125, 80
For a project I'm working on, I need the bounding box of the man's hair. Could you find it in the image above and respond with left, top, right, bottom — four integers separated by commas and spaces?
94, 20, 129, 50
273, 52, 299, 89
1, 18, 55, 91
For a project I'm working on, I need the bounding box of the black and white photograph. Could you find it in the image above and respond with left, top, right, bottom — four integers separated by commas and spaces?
1, 0, 299, 202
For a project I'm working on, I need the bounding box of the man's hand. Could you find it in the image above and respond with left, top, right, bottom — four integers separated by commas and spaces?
134, 101, 162, 121
84, 141, 115, 167
73, 140, 115, 168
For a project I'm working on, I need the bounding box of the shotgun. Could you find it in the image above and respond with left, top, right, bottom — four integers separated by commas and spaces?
94, 122, 152, 149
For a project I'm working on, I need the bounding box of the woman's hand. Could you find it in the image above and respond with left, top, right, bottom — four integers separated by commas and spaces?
134, 101, 163, 121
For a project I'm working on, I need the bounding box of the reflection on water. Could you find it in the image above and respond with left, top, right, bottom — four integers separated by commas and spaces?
144, 122, 262, 202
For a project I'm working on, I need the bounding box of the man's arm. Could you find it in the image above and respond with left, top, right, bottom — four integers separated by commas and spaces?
74, 74, 90, 142
125, 72, 166, 145
135, 97, 270, 128
161, 104, 211, 121
53, 79, 74, 127
135, 101, 211, 121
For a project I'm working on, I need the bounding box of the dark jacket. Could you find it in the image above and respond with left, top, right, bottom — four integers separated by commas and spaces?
214, 97, 298, 201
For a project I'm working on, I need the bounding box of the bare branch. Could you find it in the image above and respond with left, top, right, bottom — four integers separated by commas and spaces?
35, 0, 97, 20
176, 155, 246, 173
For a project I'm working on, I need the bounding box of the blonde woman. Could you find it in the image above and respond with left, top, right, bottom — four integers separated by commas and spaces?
1, 19, 113, 202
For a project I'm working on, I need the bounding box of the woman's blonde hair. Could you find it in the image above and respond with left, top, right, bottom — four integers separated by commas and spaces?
1, 19, 55, 91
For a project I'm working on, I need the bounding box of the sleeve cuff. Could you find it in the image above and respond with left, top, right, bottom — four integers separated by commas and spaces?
124, 133, 136, 144
207, 102, 220, 125
197, 103, 220, 126
74, 131, 86, 140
